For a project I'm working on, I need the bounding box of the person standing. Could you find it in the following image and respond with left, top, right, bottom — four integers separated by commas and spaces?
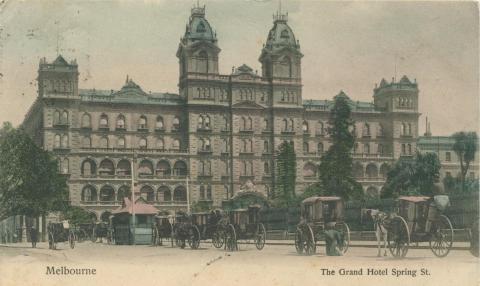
30, 226, 38, 248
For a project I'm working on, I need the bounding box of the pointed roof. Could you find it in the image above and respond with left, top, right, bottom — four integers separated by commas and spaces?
112, 198, 158, 215
52, 55, 69, 66
232, 64, 256, 76
334, 90, 350, 100
399, 75, 412, 85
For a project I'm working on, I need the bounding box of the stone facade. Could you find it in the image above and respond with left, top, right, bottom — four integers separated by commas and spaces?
22, 6, 419, 219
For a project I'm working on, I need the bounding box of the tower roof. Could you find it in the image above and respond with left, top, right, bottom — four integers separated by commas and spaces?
181, 4, 217, 45
264, 12, 299, 50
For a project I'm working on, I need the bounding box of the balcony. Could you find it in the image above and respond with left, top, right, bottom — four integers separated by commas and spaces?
239, 129, 254, 134
352, 153, 393, 159
78, 147, 189, 155
53, 123, 69, 129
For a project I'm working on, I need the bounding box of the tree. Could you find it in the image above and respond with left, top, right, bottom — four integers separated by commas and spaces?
452, 132, 478, 191
0, 123, 69, 220
274, 141, 297, 208
382, 152, 441, 198
318, 92, 363, 200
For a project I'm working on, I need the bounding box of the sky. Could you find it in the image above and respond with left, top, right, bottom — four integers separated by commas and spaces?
0, 0, 478, 136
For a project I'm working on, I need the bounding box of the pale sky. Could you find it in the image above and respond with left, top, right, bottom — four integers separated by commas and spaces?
0, 0, 478, 135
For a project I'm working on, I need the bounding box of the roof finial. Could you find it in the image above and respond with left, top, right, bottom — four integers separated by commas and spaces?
126, 74, 129, 84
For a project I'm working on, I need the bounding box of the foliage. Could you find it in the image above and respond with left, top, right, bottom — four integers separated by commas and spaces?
452, 132, 478, 191
443, 175, 479, 193
318, 93, 363, 200
0, 122, 69, 220
61, 206, 95, 224
273, 141, 297, 208
382, 152, 441, 198
191, 201, 212, 212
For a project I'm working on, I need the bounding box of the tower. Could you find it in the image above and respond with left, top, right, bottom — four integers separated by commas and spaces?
38, 55, 79, 98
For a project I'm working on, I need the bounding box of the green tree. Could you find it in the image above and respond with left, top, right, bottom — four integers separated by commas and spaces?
0, 123, 69, 220
318, 92, 363, 200
452, 132, 478, 191
382, 152, 441, 198
274, 141, 296, 207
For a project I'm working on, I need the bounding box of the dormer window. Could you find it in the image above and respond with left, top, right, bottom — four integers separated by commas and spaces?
138, 115, 147, 130
197, 22, 206, 33
280, 29, 289, 39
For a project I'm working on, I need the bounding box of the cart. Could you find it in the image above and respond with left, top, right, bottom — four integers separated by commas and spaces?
223, 205, 266, 251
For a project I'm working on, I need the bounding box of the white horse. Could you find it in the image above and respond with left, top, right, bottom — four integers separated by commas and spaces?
361, 209, 390, 257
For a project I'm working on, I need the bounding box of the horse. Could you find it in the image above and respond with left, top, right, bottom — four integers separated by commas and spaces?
361, 208, 391, 257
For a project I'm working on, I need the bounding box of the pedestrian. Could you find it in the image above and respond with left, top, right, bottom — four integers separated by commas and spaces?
30, 226, 38, 248
324, 222, 342, 256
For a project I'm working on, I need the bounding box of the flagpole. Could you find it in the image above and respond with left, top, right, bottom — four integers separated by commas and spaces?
186, 176, 190, 214
131, 150, 136, 245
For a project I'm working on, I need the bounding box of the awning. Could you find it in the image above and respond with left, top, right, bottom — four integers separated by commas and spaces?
112, 198, 159, 215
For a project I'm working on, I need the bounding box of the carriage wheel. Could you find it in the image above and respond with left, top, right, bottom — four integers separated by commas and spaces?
469, 218, 479, 257
336, 223, 351, 254
387, 216, 410, 258
69, 231, 75, 249
255, 223, 266, 250
212, 227, 224, 249
188, 225, 201, 250
305, 225, 316, 256
225, 224, 237, 251
429, 215, 454, 258
295, 227, 306, 254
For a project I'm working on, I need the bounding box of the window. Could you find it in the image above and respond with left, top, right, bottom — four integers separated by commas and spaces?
289, 119, 294, 132
445, 152, 451, 162
53, 110, 61, 125
172, 139, 180, 150
156, 138, 164, 150
302, 121, 309, 133
61, 135, 69, 148
445, 172, 452, 177
100, 137, 109, 148
206, 185, 212, 200
200, 185, 205, 200
138, 115, 147, 130
198, 116, 204, 129
401, 144, 406, 155
317, 142, 324, 154
61, 158, 69, 174
378, 144, 384, 155
362, 123, 370, 137
82, 136, 91, 148
54, 134, 61, 148
280, 29, 289, 39
172, 116, 180, 130
156, 116, 164, 129
204, 116, 211, 129
117, 137, 125, 148
99, 114, 109, 128
263, 119, 268, 131
116, 115, 125, 129
263, 140, 269, 153
407, 123, 412, 135
222, 115, 229, 131
264, 162, 270, 174
407, 144, 412, 154
139, 138, 147, 149
61, 111, 68, 124
303, 142, 309, 153
377, 124, 384, 137
197, 22, 206, 33
317, 121, 325, 135
363, 143, 370, 154
82, 113, 91, 128
401, 123, 406, 136
222, 139, 229, 153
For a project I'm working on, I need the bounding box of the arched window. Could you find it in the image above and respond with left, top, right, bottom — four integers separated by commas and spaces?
280, 29, 290, 39
263, 118, 268, 131
156, 116, 164, 130
82, 113, 91, 128
197, 116, 204, 129
172, 116, 180, 130
303, 142, 309, 153
54, 134, 61, 148
173, 161, 188, 176
82, 136, 91, 148
263, 140, 269, 153
116, 115, 126, 129
100, 137, 109, 148
138, 115, 147, 130
302, 121, 309, 133
289, 119, 294, 131
247, 117, 252, 130
61, 111, 68, 124
117, 137, 125, 148
174, 186, 187, 202
366, 164, 378, 178
407, 123, 412, 135
158, 186, 171, 202
264, 162, 270, 174
197, 22, 206, 33
204, 115, 211, 129
222, 115, 229, 131
61, 158, 69, 174
99, 114, 109, 128
138, 160, 154, 176
61, 135, 69, 148
53, 110, 61, 125
100, 185, 115, 202
139, 137, 147, 149
81, 159, 96, 176
363, 143, 370, 154
317, 121, 324, 135
81, 185, 97, 202
200, 185, 205, 200
172, 139, 180, 150
222, 139, 229, 153
99, 159, 115, 176
401, 123, 406, 136
117, 159, 131, 176
283, 119, 288, 131
380, 163, 389, 179
317, 142, 324, 154
206, 185, 212, 200
117, 186, 130, 202
140, 185, 155, 203
156, 160, 171, 177
377, 124, 384, 137
156, 138, 164, 150
362, 123, 370, 137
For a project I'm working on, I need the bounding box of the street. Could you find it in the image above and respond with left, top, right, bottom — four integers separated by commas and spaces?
0, 241, 478, 286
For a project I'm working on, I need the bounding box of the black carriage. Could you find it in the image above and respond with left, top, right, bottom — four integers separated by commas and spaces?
387, 195, 454, 258
295, 196, 350, 256
47, 221, 76, 250
171, 212, 201, 249
191, 209, 227, 249
223, 205, 266, 251
151, 214, 174, 246
72, 223, 94, 242
92, 222, 113, 243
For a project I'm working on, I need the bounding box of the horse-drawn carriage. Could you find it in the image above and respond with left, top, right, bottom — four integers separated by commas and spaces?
92, 222, 114, 243
47, 221, 76, 250
171, 211, 201, 249
151, 214, 174, 246
223, 205, 266, 251
191, 210, 227, 249
387, 195, 454, 258
295, 196, 350, 256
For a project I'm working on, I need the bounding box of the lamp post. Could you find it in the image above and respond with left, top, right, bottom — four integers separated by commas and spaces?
130, 151, 136, 245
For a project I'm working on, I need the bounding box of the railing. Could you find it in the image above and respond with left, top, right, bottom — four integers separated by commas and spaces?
78, 147, 189, 155
351, 153, 393, 159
